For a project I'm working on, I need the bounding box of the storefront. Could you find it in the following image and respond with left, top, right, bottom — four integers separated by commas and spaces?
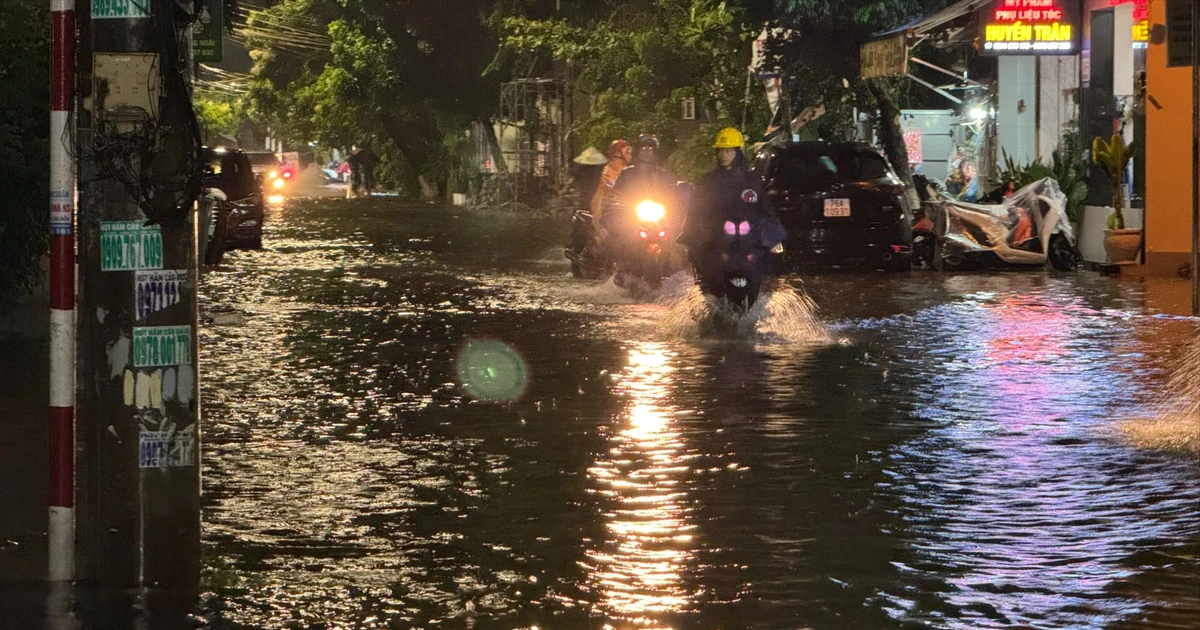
862, 0, 1085, 200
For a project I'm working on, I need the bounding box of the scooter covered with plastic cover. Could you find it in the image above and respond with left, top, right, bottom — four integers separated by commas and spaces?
926, 177, 1081, 271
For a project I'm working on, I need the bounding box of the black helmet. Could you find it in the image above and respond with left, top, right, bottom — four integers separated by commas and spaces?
636, 134, 660, 151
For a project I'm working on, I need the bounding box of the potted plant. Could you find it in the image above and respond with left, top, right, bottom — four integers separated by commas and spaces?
1092, 133, 1141, 263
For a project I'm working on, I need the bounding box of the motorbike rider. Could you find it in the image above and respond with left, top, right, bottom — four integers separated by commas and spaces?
600, 134, 679, 245
678, 127, 786, 273
591, 139, 632, 223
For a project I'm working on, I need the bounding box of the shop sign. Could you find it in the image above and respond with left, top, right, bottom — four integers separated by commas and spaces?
861, 33, 908, 79
980, 0, 1081, 55
903, 129, 923, 165
1165, 0, 1194, 68
193, 0, 222, 63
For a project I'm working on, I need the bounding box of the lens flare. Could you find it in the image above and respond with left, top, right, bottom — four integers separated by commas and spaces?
455, 339, 529, 402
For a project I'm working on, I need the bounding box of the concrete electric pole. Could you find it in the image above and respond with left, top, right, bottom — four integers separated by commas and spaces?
77, 0, 202, 616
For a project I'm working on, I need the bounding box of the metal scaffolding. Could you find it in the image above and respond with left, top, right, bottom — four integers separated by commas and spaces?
497, 78, 572, 201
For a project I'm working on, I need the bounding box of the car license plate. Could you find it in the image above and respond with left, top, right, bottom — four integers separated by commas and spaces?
824, 199, 851, 217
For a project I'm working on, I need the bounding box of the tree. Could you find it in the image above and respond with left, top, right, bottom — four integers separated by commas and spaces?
491, 0, 773, 179
0, 0, 49, 309
768, 0, 951, 187
242, 0, 502, 196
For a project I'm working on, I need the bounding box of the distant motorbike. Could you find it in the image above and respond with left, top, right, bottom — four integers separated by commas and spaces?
613, 197, 678, 289
566, 182, 691, 285
565, 209, 607, 279
928, 177, 1081, 271
695, 219, 778, 312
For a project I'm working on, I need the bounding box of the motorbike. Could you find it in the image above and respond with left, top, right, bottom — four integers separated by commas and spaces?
927, 177, 1081, 272
565, 209, 607, 279
695, 219, 778, 312
613, 197, 680, 289
566, 182, 691, 286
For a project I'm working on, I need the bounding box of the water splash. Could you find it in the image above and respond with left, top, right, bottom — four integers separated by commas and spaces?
659, 277, 830, 344
563, 274, 638, 305
1119, 334, 1200, 452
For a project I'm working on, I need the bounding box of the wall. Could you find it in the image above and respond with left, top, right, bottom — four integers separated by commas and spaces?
1144, 0, 1196, 274
900, 109, 956, 181
998, 56, 1038, 165
1036, 55, 1082, 160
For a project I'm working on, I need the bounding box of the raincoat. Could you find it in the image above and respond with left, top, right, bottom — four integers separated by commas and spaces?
678, 163, 785, 258
590, 156, 631, 220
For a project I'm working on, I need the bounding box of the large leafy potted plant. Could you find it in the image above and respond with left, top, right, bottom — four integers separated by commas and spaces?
1092, 133, 1141, 263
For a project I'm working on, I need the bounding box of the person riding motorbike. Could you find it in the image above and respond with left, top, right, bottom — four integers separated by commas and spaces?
591, 139, 632, 223
678, 127, 786, 288
600, 135, 680, 243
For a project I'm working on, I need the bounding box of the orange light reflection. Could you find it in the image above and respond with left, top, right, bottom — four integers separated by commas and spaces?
586, 343, 698, 629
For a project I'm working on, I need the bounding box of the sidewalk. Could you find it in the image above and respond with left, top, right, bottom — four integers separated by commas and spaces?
0, 283, 49, 588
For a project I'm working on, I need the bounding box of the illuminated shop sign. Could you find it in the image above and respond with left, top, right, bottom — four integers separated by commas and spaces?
980, 0, 1081, 55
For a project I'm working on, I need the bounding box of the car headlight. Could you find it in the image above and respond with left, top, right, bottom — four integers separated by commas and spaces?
636, 200, 665, 223
273, 178, 285, 189
268, 170, 278, 179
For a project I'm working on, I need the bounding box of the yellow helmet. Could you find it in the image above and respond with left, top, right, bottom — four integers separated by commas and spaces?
713, 127, 744, 149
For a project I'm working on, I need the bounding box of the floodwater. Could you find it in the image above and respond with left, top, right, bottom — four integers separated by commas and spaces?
11, 196, 1196, 628
186, 198, 1200, 629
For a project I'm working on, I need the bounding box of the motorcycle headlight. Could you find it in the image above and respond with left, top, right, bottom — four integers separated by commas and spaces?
636, 200, 665, 223
268, 170, 278, 180
273, 178, 285, 189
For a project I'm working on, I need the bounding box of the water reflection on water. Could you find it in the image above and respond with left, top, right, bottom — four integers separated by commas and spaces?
585, 344, 696, 628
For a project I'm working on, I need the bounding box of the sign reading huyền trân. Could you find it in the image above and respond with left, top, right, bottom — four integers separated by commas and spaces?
101, 221, 163, 271
133, 326, 192, 367
980, 0, 1080, 55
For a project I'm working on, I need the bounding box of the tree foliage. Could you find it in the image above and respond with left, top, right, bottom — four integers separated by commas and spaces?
0, 0, 49, 309
492, 0, 772, 176
243, 0, 501, 195
769, 0, 954, 182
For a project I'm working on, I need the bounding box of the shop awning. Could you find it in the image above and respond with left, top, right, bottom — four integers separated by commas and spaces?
861, 0, 991, 81
907, 0, 991, 38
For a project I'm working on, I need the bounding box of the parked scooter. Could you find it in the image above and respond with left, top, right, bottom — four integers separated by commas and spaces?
927, 177, 1081, 271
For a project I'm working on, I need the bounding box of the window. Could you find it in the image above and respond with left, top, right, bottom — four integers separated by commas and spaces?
681, 97, 696, 121
770, 147, 893, 194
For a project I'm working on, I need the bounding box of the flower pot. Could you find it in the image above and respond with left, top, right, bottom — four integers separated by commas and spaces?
1103, 228, 1142, 264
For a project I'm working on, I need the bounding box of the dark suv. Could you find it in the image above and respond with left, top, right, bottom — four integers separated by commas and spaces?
754, 142, 913, 271
202, 148, 265, 250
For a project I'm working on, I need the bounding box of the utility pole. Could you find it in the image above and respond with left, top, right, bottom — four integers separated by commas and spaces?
77, 0, 201, 617
48, 0, 77, 583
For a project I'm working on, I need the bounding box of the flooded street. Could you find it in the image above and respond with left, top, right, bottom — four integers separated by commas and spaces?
196, 197, 1199, 629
